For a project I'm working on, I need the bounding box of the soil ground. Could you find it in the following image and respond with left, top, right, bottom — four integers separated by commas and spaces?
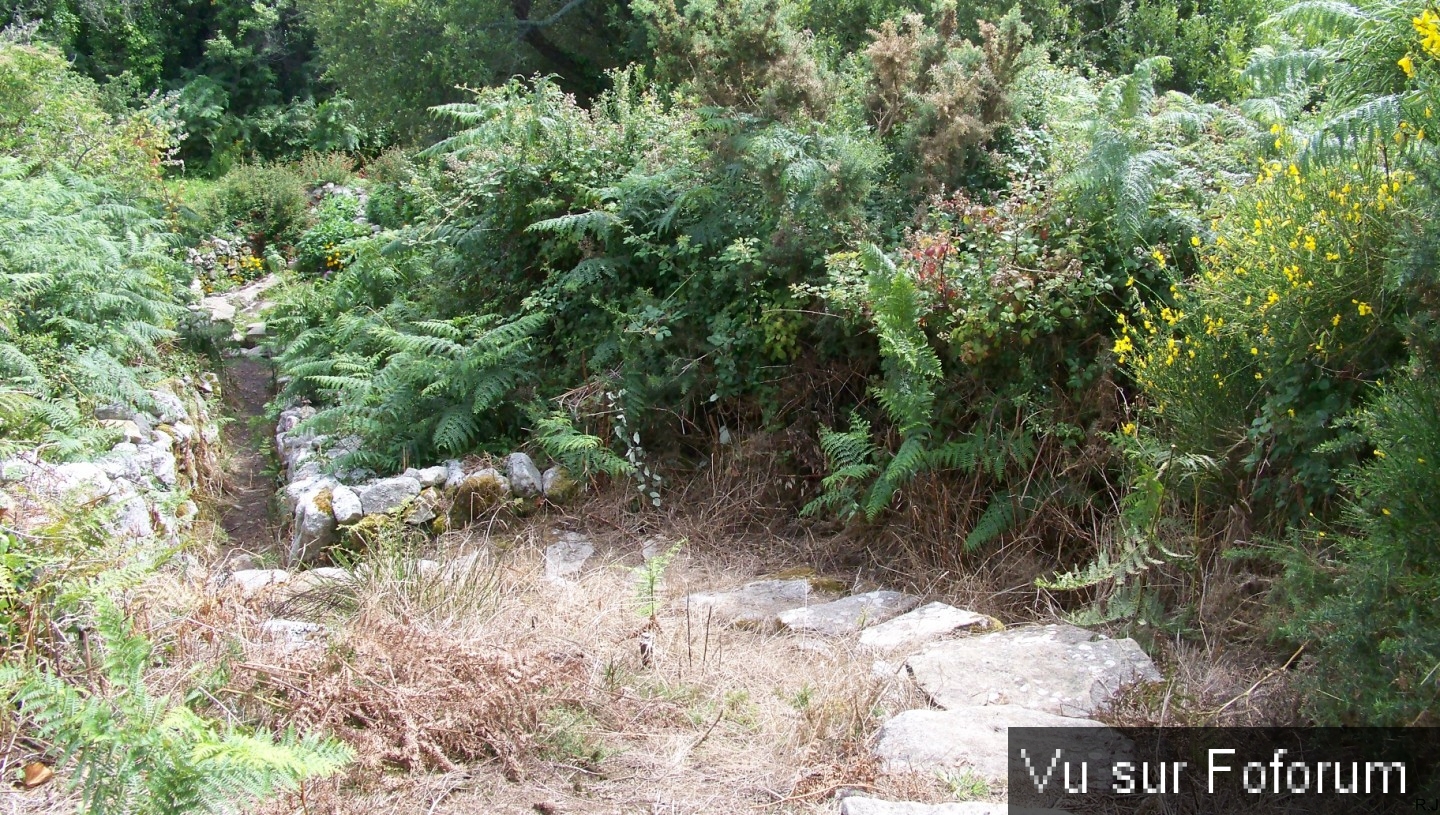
216, 357, 277, 555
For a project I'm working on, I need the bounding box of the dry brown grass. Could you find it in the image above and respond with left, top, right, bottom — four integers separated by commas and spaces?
212, 515, 964, 815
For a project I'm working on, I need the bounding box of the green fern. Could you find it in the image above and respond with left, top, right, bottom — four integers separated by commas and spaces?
801, 415, 879, 522
0, 159, 185, 458
633, 538, 685, 618
2, 598, 353, 815
533, 411, 633, 479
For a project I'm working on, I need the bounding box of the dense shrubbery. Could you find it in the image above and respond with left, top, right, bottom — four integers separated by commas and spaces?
8, 0, 1440, 729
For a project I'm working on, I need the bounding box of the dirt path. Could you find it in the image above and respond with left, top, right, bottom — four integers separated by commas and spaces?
217, 357, 277, 554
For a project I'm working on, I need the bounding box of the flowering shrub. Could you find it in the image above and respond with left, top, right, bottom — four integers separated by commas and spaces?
1127, 137, 1415, 524
294, 195, 370, 276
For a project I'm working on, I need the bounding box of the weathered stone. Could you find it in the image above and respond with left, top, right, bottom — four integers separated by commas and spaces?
544, 532, 595, 581
777, 590, 921, 636
273, 566, 352, 602
403, 487, 440, 525
170, 421, 195, 444
100, 419, 145, 444
94, 403, 134, 422
330, 484, 363, 525
276, 406, 316, 435
404, 465, 447, 488
356, 475, 421, 515
542, 465, 579, 502
13, 461, 117, 502
416, 559, 441, 579
200, 296, 237, 323
242, 322, 267, 348
442, 460, 466, 490
133, 442, 177, 487
874, 706, 1117, 782
228, 569, 290, 598
110, 492, 154, 539
682, 579, 812, 630
906, 624, 1161, 717
146, 389, 188, 425
505, 452, 544, 498
0, 489, 12, 521
858, 602, 992, 651
289, 487, 337, 565
449, 469, 510, 525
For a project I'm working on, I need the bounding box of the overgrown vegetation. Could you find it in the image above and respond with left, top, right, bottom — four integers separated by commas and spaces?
4, 3, 1439, 808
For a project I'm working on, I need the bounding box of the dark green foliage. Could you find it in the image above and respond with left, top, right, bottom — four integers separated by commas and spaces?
533, 411, 633, 479
271, 237, 546, 470
1276, 369, 1440, 724
297, 0, 639, 139
200, 162, 309, 249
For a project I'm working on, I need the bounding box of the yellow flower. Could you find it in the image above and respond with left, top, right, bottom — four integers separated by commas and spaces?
1190, 235, 1201, 247
1332, 313, 1342, 327
1399, 54, 1416, 78
1121, 422, 1137, 436
1382, 508, 1392, 516
1374, 449, 1386, 458
1417, 9, 1440, 58
1251, 346, 1259, 355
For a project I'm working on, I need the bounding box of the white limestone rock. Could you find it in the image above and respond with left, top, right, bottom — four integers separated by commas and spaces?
544, 532, 595, 581
682, 579, 812, 630
228, 569, 291, 599
858, 602, 992, 651
905, 624, 1162, 718
356, 475, 421, 515
776, 590, 921, 636
873, 706, 1117, 782
505, 452, 544, 498
330, 484, 363, 525
289, 487, 337, 565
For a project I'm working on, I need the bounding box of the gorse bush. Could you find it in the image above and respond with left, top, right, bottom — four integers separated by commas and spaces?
1274, 368, 1440, 724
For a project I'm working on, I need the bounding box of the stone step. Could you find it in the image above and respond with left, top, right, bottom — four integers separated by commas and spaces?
906, 624, 1160, 717
857, 601, 992, 651
873, 705, 1123, 783
681, 579, 813, 630
777, 590, 921, 636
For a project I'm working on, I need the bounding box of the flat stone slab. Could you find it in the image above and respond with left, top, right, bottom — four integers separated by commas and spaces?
228, 569, 290, 599
874, 706, 1120, 782
777, 590, 920, 635
840, 798, 1068, 815
682, 579, 811, 630
906, 624, 1161, 717
858, 602, 992, 651
544, 532, 595, 581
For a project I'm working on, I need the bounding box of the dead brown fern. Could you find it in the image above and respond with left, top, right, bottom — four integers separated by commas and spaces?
239, 623, 586, 780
